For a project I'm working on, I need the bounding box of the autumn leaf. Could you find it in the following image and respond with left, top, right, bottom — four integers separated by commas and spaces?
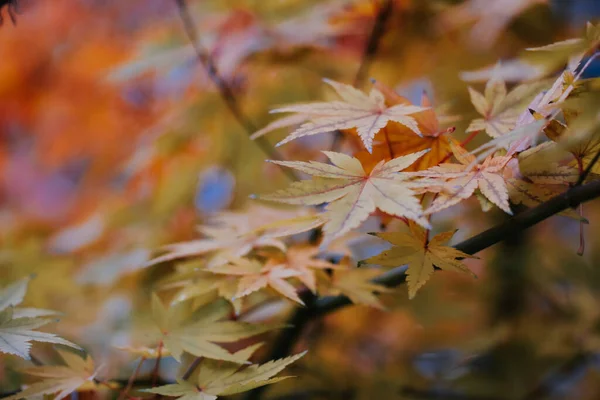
506, 143, 584, 220
467, 71, 547, 138
275, 244, 344, 294
259, 150, 430, 248
255, 79, 426, 152
151, 295, 279, 363
0, 278, 80, 360
158, 262, 242, 314
415, 143, 513, 215
355, 90, 459, 173
211, 258, 305, 305
319, 267, 391, 309
144, 346, 305, 400
4, 350, 98, 400
363, 222, 476, 299
147, 206, 325, 268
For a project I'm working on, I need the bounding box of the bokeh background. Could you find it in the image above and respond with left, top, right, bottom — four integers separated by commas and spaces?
2, 0, 600, 399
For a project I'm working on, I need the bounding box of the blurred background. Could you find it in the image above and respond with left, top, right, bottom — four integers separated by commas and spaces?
2, 0, 600, 399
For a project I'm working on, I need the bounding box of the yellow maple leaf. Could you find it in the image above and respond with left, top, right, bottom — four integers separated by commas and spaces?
253, 79, 426, 152
151, 295, 279, 363
259, 150, 430, 248
5, 350, 98, 400
158, 264, 242, 313
318, 267, 391, 309
467, 70, 547, 139
364, 222, 476, 299
505, 142, 584, 221
0, 277, 80, 360
416, 143, 513, 215
144, 346, 305, 400
146, 206, 325, 268
211, 258, 305, 305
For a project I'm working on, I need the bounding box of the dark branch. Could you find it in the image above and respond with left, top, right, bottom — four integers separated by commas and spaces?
174, 0, 296, 180
244, 178, 600, 399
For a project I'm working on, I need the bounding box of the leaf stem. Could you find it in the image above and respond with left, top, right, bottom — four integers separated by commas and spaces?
151, 341, 163, 387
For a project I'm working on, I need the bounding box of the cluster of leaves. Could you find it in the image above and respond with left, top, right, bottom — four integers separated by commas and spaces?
4, 1, 600, 400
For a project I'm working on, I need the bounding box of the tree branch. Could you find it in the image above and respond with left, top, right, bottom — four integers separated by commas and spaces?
173, 0, 296, 180
354, 0, 394, 88
244, 178, 600, 399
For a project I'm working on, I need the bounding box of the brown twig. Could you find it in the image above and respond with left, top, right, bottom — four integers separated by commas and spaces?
117, 356, 146, 400
354, 0, 394, 88
173, 0, 296, 180
330, 0, 394, 152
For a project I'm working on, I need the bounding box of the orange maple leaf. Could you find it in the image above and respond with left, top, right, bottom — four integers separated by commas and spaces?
354, 86, 458, 173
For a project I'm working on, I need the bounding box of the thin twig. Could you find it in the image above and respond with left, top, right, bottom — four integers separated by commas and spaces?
151, 341, 163, 387
575, 148, 600, 186
331, 0, 394, 152
117, 356, 146, 400
173, 0, 296, 180
354, 0, 394, 88
182, 356, 203, 380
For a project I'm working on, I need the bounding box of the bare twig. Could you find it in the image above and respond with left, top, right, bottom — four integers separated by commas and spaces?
575, 148, 600, 186
174, 0, 296, 180
330, 0, 394, 152
117, 356, 146, 400
354, 0, 394, 88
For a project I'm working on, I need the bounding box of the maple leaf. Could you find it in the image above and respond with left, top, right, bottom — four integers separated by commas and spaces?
537, 108, 600, 177
505, 143, 584, 220
259, 150, 430, 248
4, 349, 98, 400
256, 79, 426, 152
415, 143, 513, 215
147, 206, 325, 268
211, 258, 305, 305
145, 346, 305, 400
276, 245, 344, 294
355, 90, 459, 173
0, 278, 80, 360
363, 222, 476, 299
158, 263, 242, 314
317, 267, 391, 309
526, 22, 600, 71
151, 295, 279, 363
467, 71, 547, 138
